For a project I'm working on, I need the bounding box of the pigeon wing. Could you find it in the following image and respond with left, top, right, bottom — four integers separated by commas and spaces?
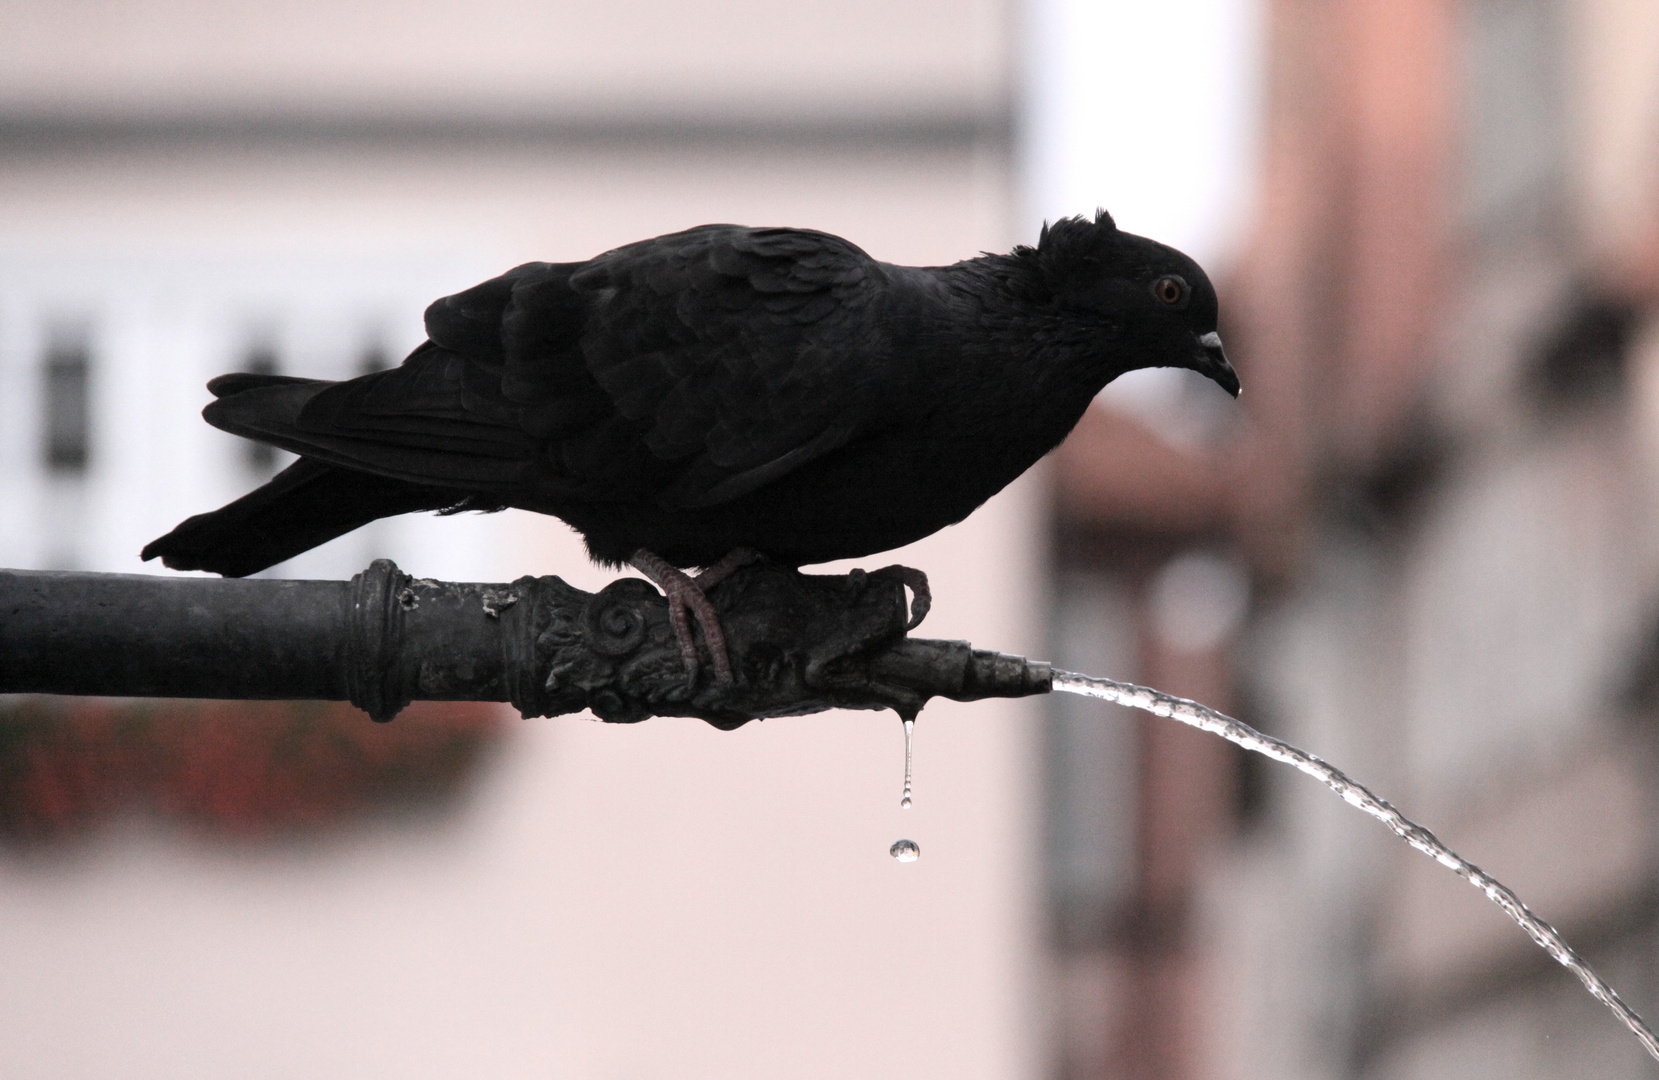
555, 224, 892, 508
214, 227, 897, 510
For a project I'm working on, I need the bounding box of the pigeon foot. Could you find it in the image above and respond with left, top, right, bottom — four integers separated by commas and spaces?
629, 548, 760, 688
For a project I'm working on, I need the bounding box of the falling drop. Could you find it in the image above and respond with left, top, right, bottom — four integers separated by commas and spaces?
890, 838, 920, 863
900, 717, 914, 809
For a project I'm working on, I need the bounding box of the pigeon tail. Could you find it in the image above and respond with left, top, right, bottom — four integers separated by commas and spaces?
141, 458, 458, 577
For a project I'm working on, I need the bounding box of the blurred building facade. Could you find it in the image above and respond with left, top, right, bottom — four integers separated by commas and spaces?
1043, 0, 1659, 1078
0, 5, 1053, 1080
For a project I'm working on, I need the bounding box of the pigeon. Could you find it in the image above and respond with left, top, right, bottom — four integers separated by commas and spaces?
143, 211, 1238, 683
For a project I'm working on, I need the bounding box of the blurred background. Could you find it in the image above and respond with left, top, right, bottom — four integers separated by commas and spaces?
1, 0, 1658, 1077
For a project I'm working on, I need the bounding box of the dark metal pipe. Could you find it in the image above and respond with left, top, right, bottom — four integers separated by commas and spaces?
1, 571, 351, 699
0, 560, 1050, 727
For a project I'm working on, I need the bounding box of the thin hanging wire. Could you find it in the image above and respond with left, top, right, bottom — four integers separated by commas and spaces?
1051, 668, 1659, 1064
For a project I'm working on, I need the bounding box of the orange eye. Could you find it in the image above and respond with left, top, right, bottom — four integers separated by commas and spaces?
1152, 275, 1187, 305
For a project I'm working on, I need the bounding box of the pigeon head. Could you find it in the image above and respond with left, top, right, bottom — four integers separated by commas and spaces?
1025, 209, 1239, 398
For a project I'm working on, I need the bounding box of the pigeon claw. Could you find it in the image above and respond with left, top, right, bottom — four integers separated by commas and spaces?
870, 564, 931, 629
629, 548, 759, 689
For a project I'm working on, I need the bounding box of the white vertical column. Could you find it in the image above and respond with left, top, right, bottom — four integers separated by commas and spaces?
1021, 0, 1264, 266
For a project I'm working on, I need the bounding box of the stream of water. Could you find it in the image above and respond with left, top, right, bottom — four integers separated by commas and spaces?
1050, 668, 1659, 1063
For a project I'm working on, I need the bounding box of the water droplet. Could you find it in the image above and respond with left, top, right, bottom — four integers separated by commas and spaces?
900, 717, 914, 809
890, 838, 920, 863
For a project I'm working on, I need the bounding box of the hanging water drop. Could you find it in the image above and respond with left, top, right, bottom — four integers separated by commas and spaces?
889, 838, 920, 862
900, 717, 914, 809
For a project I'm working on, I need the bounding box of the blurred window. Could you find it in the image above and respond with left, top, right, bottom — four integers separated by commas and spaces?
1044, 571, 1139, 947
241, 344, 281, 474
41, 339, 90, 474
357, 342, 392, 376
1461, 0, 1567, 234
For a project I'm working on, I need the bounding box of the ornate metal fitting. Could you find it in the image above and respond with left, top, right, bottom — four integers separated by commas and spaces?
526, 561, 943, 727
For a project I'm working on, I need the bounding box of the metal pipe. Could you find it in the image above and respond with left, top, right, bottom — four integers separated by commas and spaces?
0, 560, 1050, 726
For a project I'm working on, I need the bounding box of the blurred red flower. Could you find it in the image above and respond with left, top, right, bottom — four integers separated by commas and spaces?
0, 698, 504, 841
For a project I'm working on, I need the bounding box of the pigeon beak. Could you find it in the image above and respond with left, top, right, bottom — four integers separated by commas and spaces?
1193, 330, 1240, 398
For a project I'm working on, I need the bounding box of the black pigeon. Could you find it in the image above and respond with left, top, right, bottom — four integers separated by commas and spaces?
144, 211, 1237, 680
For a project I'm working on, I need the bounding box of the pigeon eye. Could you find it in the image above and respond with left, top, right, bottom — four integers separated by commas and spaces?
1151, 275, 1187, 306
